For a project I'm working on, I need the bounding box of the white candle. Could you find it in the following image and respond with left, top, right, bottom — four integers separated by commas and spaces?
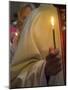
51, 16, 56, 48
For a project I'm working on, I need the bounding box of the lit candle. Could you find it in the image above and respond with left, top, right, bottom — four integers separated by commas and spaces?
51, 16, 56, 49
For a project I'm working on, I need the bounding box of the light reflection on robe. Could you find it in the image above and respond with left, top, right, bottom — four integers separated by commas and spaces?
11, 5, 64, 88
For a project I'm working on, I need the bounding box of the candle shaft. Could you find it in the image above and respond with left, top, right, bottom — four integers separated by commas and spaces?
53, 29, 56, 49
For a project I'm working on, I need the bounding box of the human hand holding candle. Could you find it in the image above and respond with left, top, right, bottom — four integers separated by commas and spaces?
44, 17, 62, 83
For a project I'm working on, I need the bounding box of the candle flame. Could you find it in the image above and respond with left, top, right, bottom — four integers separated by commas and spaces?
15, 32, 18, 36
51, 16, 54, 26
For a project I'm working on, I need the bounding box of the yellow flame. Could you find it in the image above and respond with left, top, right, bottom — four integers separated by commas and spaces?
51, 16, 54, 26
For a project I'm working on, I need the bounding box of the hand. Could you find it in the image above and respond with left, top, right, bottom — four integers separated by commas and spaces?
45, 48, 62, 76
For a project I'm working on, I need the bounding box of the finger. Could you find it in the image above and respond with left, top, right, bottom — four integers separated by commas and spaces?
46, 55, 61, 63
49, 48, 59, 55
46, 58, 61, 67
46, 52, 59, 60
51, 56, 61, 63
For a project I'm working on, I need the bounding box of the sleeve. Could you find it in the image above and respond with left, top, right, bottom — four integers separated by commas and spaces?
17, 60, 47, 87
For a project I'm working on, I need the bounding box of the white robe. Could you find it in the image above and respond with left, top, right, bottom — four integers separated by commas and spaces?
11, 5, 64, 88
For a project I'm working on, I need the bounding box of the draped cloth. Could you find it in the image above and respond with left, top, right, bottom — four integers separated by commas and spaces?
10, 5, 64, 88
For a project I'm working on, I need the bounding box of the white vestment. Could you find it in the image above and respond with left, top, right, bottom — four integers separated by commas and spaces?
11, 5, 64, 88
